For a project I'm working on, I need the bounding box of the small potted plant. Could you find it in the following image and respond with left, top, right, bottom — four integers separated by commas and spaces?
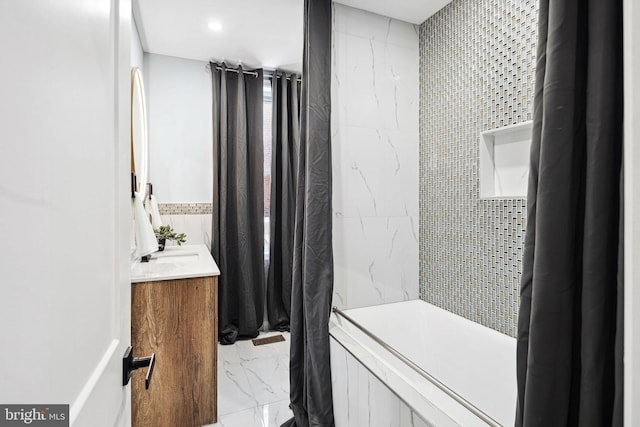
154, 225, 187, 251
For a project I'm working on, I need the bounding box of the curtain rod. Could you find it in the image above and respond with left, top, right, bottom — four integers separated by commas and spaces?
216, 66, 258, 77
206, 63, 259, 78
205, 63, 302, 81
265, 70, 302, 82
272, 74, 302, 82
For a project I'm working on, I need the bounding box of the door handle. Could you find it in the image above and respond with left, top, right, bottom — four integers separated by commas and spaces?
123, 346, 155, 390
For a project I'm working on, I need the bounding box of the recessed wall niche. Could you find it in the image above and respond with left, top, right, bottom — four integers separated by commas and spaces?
479, 121, 533, 199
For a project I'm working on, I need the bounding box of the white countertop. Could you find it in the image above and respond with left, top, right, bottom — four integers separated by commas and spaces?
131, 244, 220, 283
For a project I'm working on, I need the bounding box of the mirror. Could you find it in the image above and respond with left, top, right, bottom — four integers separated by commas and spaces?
131, 67, 148, 196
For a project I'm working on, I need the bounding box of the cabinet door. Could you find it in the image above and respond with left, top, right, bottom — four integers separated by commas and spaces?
132, 277, 218, 427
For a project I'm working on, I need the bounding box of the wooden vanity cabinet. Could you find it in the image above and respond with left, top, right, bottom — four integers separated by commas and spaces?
131, 276, 218, 427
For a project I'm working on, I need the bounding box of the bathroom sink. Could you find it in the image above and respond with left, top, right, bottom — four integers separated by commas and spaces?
153, 252, 199, 264
131, 244, 220, 283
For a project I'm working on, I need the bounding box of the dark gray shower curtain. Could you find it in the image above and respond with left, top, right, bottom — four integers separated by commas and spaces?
516, 0, 623, 425
211, 62, 265, 345
267, 73, 301, 331
282, 0, 334, 426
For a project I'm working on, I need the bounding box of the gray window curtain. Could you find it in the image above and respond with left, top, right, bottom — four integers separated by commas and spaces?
516, 0, 623, 425
267, 73, 301, 332
211, 62, 265, 345
282, 0, 334, 425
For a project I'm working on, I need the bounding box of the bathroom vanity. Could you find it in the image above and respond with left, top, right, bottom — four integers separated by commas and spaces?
130, 244, 220, 427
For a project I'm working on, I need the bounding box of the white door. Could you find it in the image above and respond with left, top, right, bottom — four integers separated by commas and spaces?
0, 0, 133, 426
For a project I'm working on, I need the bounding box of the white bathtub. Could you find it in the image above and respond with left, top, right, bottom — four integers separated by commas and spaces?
329, 300, 517, 426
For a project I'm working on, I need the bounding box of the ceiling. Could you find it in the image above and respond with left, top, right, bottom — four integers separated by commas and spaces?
133, 0, 452, 73
337, 0, 453, 24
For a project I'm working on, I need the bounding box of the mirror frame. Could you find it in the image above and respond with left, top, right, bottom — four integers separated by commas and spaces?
131, 67, 148, 197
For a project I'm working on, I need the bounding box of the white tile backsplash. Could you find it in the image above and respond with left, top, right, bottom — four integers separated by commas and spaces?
161, 214, 212, 250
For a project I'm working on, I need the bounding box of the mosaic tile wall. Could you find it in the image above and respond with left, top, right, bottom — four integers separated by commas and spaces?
419, 0, 538, 337
158, 203, 212, 215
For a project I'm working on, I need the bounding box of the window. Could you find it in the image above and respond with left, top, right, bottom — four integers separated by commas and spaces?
263, 78, 273, 260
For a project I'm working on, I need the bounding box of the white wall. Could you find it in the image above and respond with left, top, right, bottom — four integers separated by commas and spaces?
131, 16, 144, 70
624, 0, 640, 424
145, 53, 212, 203
331, 4, 420, 309
143, 53, 213, 247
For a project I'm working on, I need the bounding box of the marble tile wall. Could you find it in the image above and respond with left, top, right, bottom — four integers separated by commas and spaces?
419, 0, 538, 337
331, 4, 420, 309
330, 339, 432, 427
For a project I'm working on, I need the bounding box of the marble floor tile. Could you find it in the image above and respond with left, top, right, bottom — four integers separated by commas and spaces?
235, 332, 290, 362
205, 399, 293, 427
244, 354, 290, 405
207, 406, 265, 427
214, 331, 292, 426
261, 399, 294, 426
218, 362, 259, 416
218, 342, 241, 367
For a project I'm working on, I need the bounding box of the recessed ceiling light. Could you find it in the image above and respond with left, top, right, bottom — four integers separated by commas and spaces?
208, 21, 223, 32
